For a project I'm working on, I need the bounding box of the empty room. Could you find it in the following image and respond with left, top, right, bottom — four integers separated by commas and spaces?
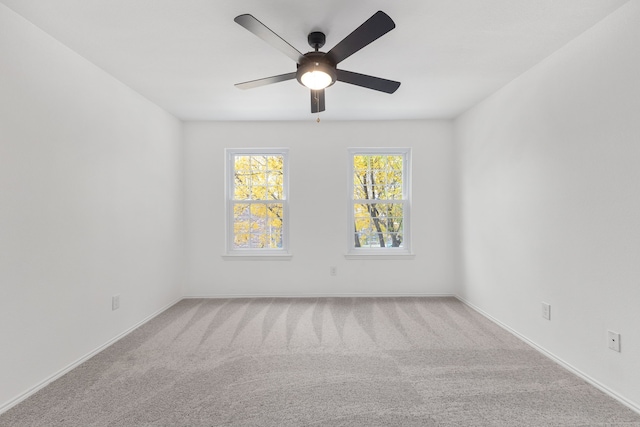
1, 0, 639, 425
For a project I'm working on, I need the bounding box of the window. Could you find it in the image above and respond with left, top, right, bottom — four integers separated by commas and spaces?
226, 149, 289, 255
348, 148, 411, 255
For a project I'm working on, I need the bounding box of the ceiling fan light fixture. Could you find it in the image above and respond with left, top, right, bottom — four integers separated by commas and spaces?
296, 59, 336, 90
301, 69, 332, 90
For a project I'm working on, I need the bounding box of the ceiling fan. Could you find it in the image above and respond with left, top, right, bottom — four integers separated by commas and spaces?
234, 11, 401, 113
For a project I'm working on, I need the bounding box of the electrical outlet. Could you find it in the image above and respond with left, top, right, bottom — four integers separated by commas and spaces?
330, 266, 337, 276
112, 294, 120, 311
541, 302, 551, 320
608, 331, 621, 352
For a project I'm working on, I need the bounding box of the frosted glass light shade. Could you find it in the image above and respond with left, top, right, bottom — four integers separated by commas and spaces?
300, 70, 333, 90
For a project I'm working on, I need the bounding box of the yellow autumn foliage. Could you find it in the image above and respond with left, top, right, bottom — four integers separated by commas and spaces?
232, 155, 284, 249
353, 155, 404, 248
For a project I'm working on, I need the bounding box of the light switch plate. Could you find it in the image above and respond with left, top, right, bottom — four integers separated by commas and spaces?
541, 302, 551, 320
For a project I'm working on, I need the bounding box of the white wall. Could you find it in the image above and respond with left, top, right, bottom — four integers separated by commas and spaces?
456, 0, 640, 410
0, 4, 184, 410
185, 120, 457, 297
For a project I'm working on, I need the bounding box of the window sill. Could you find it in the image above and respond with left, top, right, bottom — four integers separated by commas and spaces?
344, 253, 415, 260
222, 254, 292, 261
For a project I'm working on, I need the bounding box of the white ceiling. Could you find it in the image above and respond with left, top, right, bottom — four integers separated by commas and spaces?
1, 0, 629, 121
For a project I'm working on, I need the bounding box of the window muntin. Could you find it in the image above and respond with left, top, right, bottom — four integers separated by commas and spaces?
349, 149, 410, 253
227, 149, 288, 254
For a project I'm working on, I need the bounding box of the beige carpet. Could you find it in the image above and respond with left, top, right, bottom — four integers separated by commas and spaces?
2, 297, 639, 426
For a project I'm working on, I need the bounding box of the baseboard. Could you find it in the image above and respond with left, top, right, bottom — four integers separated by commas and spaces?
0, 297, 182, 415
183, 293, 456, 299
455, 295, 640, 416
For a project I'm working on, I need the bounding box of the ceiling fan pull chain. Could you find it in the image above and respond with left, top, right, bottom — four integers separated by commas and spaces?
314, 92, 321, 123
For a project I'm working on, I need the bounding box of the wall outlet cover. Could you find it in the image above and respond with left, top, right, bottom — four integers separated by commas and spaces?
608, 331, 621, 352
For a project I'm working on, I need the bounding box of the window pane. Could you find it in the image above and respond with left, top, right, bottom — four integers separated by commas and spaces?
353, 154, 404, 200
386, 182, 402, 199
233, 203, 250, 249
265, 155, 283, 200
232, 202, 284, 249
354, 203, 369, 219
265, 176, 283, 200
234, 155, 250, 200
387, 155, 402, 170
267, 170, 283, 190
251, 156, 267, 173
234, 155, 284, 201
235, 233, 250, 248
353, 173, 367, 199
353, 202, 404, 248
229, 150, 287, 253
372, 185, 386, 200
250, 185, 267, 200
376, 203, 403, 219
267, 203, 283, 225
235, 156, 251, 175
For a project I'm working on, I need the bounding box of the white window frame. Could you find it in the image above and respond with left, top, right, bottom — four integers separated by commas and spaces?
347, 148, 412, 257
225, 148, 290, 258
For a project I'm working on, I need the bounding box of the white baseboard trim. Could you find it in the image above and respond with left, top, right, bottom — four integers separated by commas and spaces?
183, 293, 456, 299
455, 295, 640, 416
0, 297, 182, 415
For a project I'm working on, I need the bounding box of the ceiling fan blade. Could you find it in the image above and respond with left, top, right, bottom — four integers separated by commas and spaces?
326, 11, 395, 65
311, 89, 325, 113
336, 69, 400, 94
234, 14, 303, 63
235, 72, 297, 90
